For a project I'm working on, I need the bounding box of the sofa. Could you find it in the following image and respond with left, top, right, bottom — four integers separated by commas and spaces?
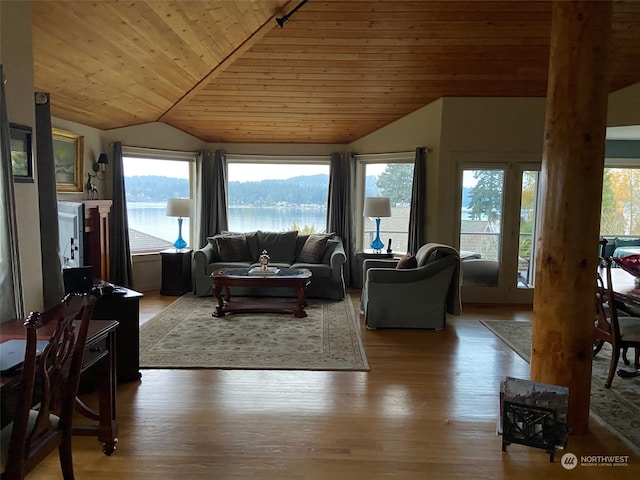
193, 230, 346, 299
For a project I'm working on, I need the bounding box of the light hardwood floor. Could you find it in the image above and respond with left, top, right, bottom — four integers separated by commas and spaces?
28, 291, 639, 479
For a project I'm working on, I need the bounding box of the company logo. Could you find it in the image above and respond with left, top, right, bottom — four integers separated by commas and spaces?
560, 453, 629, 469
561, 453, 578, 470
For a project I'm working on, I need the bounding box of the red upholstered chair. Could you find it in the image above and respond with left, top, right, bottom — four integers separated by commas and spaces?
0, 293, 96, 479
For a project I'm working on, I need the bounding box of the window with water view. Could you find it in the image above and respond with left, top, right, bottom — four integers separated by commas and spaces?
227, 162, 330, 234
123, 157, 192, 253
363, 163, 414, 254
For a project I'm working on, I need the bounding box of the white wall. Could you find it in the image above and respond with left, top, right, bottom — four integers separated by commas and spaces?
53, 118, 108, 201
608, 83, 640, 128
2, 0, 43, 312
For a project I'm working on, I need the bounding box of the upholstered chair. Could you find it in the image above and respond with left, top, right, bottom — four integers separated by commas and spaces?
360, 243, 461, 329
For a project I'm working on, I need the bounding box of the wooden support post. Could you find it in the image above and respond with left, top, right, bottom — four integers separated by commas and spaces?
531, 0, 612, 434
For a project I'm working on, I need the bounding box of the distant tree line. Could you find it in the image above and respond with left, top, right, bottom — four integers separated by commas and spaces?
125, 174, 382, 204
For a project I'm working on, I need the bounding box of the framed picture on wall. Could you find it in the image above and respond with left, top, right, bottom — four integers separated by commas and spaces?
9, 124, 34, 183
53, 127, 84, 192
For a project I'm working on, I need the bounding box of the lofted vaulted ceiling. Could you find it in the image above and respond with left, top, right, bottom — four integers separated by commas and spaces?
32, 0, 640, 145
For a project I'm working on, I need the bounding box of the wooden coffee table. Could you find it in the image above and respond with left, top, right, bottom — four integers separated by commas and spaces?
211, 267, 312, 318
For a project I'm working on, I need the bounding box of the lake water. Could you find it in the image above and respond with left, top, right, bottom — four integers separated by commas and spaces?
127, 203, 327, 246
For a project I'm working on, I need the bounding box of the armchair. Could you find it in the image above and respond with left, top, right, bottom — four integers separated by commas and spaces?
360, 243, 462, 329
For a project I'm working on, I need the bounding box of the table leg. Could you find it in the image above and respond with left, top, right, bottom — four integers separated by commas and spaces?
294, 282, 308, 318
73, 331, 119, 455
213, 283, 226, 317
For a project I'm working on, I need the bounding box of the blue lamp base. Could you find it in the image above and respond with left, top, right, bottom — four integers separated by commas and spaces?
173, 217, 187, 249
370, 217, 385, 251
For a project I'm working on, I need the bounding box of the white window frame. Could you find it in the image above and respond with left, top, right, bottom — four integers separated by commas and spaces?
122, 146, 197, 254
355, 151, 416, 253
226, 154, 331, 233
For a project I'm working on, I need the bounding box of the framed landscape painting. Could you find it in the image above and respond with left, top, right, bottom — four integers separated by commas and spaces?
53, 127, 84, 192
9, 124, 34, 183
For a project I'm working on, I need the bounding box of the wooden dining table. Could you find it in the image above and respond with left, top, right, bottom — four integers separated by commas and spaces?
610, 268, 640, 309
0, 318, 120, 455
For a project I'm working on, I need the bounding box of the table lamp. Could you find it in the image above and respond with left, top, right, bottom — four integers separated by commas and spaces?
363, 197, 391, 251
166, 198, 191, 249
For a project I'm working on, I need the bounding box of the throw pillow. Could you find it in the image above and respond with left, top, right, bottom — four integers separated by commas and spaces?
396, 253, 417, 269
297, 234, 331, 263
257, 230, 298, 263
215, 235, 249, 261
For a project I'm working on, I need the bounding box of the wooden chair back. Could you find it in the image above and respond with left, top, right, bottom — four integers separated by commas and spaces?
594, 257, 640, 388
595, 257, 619, 345
1, 293, 96, 480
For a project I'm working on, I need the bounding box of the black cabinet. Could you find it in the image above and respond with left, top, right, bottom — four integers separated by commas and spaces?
93, 286, 143, 383
160, 248, 192, 296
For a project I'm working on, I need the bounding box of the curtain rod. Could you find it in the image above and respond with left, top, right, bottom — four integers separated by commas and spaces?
355, 148, 432, 159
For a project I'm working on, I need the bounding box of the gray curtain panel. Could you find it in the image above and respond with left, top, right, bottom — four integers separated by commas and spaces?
109, 141, 133, 288
34, 92, 65, 308
0, 65, 24, 320
408, 147, 427, 254
327, 151, 356, 287
196, 149, 228, 249
194, 150, 207, 248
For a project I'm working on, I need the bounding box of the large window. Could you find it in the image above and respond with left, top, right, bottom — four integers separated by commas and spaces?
358, 154, 415, 254
518, 170, 541, 288
226, 157, 330, 233
123, 154, 194, 253
601, 167, 640, 237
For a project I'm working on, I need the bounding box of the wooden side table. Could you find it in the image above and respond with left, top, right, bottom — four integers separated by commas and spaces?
354, 249, 395, 289
160, 248, 193, 296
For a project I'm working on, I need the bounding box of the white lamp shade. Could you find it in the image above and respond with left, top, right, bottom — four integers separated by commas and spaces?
166, 198, 192, 218
363, 197, 391, 218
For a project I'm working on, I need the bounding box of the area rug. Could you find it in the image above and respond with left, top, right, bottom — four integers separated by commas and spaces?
140, 294, 369, 371
481, 320, 640, 455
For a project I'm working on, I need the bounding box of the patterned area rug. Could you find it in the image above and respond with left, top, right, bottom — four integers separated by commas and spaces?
140, 294, 369, 371
481, 320, 640, 455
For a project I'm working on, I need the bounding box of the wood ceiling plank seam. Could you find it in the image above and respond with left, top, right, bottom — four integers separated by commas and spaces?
273, 19, 554, 30
157, 0, 297, 123
142, 0, 232, 68
196, 72, 546, 81
240, 50, 548, 61
276, 26, 554, 37
33, 9, 198, 101
223, 64, 549, 75
258, 36, 552, 46
201, 77, 546, 88
107, 1, 218, 82
248, 44, 551, 54
191, 90, 441, 98
301, 1, 551, 14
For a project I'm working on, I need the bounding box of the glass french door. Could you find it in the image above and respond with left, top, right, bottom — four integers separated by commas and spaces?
459, 164, 541, 303
460, 168, 505, 286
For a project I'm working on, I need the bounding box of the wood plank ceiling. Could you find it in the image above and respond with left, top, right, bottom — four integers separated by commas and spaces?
32, 0, 640, 145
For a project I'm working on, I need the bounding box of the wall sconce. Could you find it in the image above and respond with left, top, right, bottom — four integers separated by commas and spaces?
92, 153, 108, 180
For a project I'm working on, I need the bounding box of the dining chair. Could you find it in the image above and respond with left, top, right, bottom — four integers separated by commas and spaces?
593, 257, 640, 388
0, 292, 96, 480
